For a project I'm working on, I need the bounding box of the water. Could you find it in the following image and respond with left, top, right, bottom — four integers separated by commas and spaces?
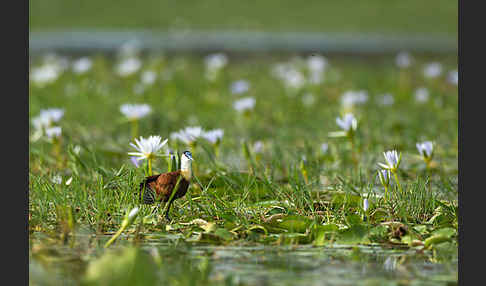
29, 233, 457, 286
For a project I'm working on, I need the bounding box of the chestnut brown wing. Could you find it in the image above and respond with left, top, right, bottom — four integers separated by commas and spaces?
150, 171, 183, 202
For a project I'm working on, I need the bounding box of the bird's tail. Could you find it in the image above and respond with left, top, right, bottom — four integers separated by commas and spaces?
139, 180, 156, 204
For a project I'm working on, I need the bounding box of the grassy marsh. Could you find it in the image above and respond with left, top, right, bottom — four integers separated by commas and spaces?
29, 52, 458, 285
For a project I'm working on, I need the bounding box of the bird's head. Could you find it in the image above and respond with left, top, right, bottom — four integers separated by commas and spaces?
182, 150, 194, 161
181, 151, 193, 177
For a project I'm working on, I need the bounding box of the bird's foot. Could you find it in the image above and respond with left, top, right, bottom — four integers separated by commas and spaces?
164, 212, 171, 222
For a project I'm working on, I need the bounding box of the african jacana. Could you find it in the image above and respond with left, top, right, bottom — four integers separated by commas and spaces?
139, 150, 194, 220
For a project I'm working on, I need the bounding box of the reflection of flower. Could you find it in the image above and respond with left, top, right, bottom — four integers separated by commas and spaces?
384, 256, 397, 272
120, 104, 152, 120
233, 97, 256, 113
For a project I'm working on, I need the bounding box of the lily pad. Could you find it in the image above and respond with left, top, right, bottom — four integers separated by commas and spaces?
83, 247, 158, 286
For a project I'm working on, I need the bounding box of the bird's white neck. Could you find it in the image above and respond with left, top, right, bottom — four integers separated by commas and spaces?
180, 156, 192, 180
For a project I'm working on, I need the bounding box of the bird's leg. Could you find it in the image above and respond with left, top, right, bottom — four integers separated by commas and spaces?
164, 199, 174, 222
162, 176, 183, 222
150, 205, 159, 215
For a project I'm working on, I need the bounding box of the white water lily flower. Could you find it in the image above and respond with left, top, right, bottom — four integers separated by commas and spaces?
30, 64, 62, 86
378, 169, 391, 187
141, 70, 157, 85
384, 256, 397, 272
51, 175, 62, 185
378, 150, 401, 172
72, 57, 93, 74
202, 129, 224, 144
31, 115, 51, 131
395, 51, 412, 68
205, 53, 228, 71
120, 104, 152, 120
414, 87, 430, 103
272, 63, 306, 90
309, 71, 324, 85
118, 39, 142, 57
341, 90, 368, 107
45, 126, 62, 140
379, 93, 394, 106
447, 70, 458, 86
284, 69, 306, 90
321, 143, 329, 154
253, 141, 264, 153
302, 93, 316, 107
363, 198, 369, 212
233, 97, 256, 112
336, 113, 357, 132
423, 62, 443, 78
122, 207, 140, 228
32, 108, 65, 130
307, 55, 327, 84
204, 53, 228, 81
128, 136, 168, 161
170, 126, 204, 145
230, 80, 250, 94
116, 57, 141, 77
416, 141, 434, 158
73, 145, 82, 155
307, 55, 328, 73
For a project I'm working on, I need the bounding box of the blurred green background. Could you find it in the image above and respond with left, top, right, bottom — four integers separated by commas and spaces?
30, 0, 457, 37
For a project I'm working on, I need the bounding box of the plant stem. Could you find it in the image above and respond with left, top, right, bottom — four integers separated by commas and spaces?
131, 120, 139, 139
148, 158, 153, 176
104, 225, 126, 248
393, 171, 403, 194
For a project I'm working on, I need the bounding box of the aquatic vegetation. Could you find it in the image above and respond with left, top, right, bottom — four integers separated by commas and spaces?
29, 53, 458, 285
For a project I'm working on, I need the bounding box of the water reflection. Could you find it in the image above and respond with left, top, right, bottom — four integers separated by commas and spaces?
29, 234, 457, 286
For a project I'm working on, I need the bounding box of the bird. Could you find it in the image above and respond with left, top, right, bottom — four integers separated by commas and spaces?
139, 150, 194, 221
